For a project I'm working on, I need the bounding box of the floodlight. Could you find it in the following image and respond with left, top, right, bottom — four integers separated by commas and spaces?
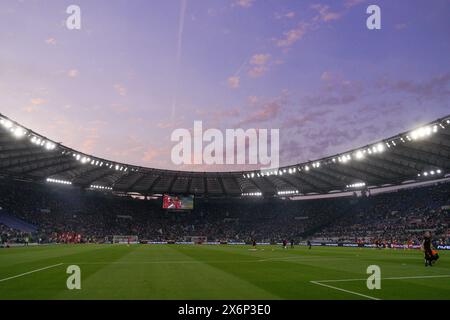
13, 127, 26, 138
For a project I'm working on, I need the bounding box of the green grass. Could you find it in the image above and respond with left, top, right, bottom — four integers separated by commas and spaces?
0, 244, 449, 300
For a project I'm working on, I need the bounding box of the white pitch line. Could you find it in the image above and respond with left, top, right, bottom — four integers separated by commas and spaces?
310, 280, 380, 300
310, 274, 450, 300
0, 263, 63, 283
314, 274, 450, 283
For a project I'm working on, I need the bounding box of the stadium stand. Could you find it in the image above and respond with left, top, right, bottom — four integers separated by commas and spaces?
0, 178, 448, 246
0, 113, 450, 248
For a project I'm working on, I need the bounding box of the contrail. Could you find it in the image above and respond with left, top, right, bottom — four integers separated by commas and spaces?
172, 0, 188, 119
234, 57, 248, 77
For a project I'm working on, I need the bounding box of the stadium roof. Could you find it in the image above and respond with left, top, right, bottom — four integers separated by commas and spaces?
1, 113, 450, 197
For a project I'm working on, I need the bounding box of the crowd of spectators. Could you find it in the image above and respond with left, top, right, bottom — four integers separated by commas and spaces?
0, 178, 449, 246
312, 184, 450, 245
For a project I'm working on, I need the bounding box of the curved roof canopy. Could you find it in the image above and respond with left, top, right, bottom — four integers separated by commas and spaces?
1, 113, 450, 197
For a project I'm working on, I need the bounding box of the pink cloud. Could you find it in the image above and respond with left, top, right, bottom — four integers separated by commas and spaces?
311, 4, 341, 22
238, 101, 282, 125
344, 0, 366, 9
276, 23, 308, 48
227, 76, 240, 89
233, 0, 255, 8
45, 38, 56, 45
248, 54, 271, 78
67, 69, 79, 78
30, 98, 47, 105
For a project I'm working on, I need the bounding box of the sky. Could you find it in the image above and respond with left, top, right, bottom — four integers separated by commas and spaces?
0, 0, 449, 172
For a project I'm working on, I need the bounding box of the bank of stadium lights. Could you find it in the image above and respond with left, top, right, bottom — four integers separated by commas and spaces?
338, 154, 352, 163
1, 118, 28, 139
0, 117, 59, 151
346, 182, 366, 189
409, 125, 436, 141
30, 136, 57, 151
70, 152, 128, 172
277, 190, 299, 196
241, 120, 450, 180
241, 192, 262, 197
417, 169, 443, 178
46, 178, 72, 185
90, 184, 113, 191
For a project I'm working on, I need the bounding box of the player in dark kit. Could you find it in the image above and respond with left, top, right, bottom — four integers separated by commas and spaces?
290, 239, 294, 248
422, 232, 439, 267
307, 240, 312, 249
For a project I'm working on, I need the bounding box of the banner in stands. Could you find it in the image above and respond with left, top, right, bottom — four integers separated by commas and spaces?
309, 242, 449, 250
138, 241, 450, 250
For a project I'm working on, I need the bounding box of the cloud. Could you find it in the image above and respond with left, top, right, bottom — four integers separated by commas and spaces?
377, 72, 450, 100
304, 94, 357, 107
276, 23, 308, 48
275, 11, 296, 19
233, 0, 255, 8
196, 108, 241, 127
30, 98, 47, 105
113, 84, 127, 96
156, 118, 184, 129
77, 122, 106, 154
311, 4, 341, 22
142, 146, 169, 162
343, 0, 366, 8
303, 72, 363, 107
237, 101, 283, 126
250, 54, 270, 66
274, 4, 344, 49
248, 54, 271, 78
227, 76, 240, 89
67, 69, 79, 78
23, 105, 39, 113
247, 96, 259, 105
45, 38, 56, 45
111, 104, 130, 114
282, 109, 330, 130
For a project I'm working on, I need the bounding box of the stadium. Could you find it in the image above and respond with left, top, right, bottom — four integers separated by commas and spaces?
0, 0, 449, 308
1, 112, 450, 300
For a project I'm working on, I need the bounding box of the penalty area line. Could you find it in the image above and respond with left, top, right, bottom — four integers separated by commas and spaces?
0, 263, 64, 283
310, 280, 380, 300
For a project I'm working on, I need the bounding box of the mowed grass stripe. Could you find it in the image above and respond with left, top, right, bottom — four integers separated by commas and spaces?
56, 245, 279, 299
0, 245, 137, 299
0, 244, 449, 300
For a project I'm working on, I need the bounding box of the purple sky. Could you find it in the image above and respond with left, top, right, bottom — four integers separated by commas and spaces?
0, 0, 449, 171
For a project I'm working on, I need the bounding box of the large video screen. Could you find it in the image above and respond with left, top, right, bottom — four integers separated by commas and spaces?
162, 194, 194, 210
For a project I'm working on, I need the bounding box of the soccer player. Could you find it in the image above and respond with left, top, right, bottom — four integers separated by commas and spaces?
290, 239, 294, 249
307, 240, 312, 250
422, 232, 439, 267
282, 239, 287, 249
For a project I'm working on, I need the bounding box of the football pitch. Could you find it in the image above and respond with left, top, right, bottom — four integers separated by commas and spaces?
1, 244, 449, 300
